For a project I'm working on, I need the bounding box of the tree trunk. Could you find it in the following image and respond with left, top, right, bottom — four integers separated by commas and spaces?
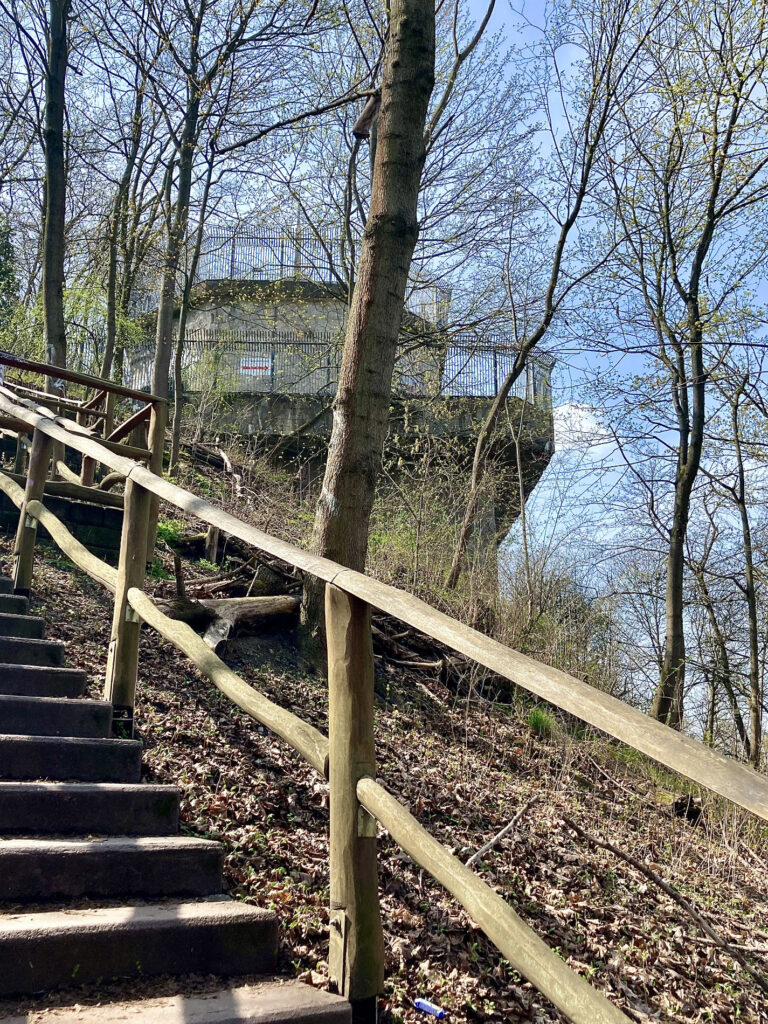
650, 335, 705, 729
171, 147, 215, 470
151, 97, 200, 399
696, 570, 750, 759
732, 393, 761, 767
102, 226, 118, 380
446, 362, 525, 589
102, 90, 143, 380
302, 0, 435, 636
42, 0, 71, 387
653, 513, 687, 727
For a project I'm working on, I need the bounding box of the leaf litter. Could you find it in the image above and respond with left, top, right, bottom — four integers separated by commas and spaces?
1, 534, 767, 1024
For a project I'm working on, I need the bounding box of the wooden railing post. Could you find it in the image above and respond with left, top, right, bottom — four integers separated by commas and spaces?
13, 427, 53, 594
326, 583, 384, 1023
78, 403, 96, 487
204, 525, 220, 564
13, 432, 28, 475
104, 477, 151, 736
144, 399, 167, 566
103, 390, 117, 438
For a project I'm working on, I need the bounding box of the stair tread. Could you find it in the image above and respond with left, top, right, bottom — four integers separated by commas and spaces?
0, 981, 351, 1023
0, 663, 84, 676
0, 694, 112, 737
0, 733, 142, 782
0, 663, 87, 699
0, 694, 109, 710
0, 635, 60, 648
0, 637, 65, 665
0, 780, 173, 794
0, 899, 278, 996
0, 612, 44, 625
0, 835, 224, 901
0, 897, 272, 933
0, 733, 137, 748
0, 615, 45, 639
0, 781, 180, 836
0, 836, 220, 853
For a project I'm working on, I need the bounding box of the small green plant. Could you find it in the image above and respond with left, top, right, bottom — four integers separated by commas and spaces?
196, 558, 218, 572
147, 557, 171, 580
156, 519, 185, 546
528, 707, 554, 738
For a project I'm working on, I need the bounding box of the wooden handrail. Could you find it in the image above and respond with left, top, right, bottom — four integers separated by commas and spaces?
0, 474, 119, 593
106, 403, 152, 444
357, 777, 629, 1024
3, 380, 106, 418
82, 389, 107, 412
0, 467, 632, 1023
0, 350, 165, 405
0, 388, 150, 462
1, 387, 766, 824
2, 469, 124, 509
127, 588, 329, 775
0, 386, 764, 1023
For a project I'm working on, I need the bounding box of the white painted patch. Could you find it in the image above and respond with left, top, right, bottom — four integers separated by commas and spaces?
321, 485, 339, 515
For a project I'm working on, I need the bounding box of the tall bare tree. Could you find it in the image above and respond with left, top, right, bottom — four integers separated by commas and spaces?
594, 0, 768, 728
445, 0, 662, 589
302, 0, 436, 632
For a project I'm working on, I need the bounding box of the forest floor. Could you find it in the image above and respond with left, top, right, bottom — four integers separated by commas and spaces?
1, 492, 767, 1023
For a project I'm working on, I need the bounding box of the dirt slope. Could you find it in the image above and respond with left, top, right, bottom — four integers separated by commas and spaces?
2, 533, 767, 1024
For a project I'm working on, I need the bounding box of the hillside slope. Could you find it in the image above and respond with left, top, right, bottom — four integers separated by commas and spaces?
1, 529, 766, 1024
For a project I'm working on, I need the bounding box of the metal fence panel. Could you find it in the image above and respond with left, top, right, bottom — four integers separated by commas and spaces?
196, 231, 342, 286
124, 332, 553, 410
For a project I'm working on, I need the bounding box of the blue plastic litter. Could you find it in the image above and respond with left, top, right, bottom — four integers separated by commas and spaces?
414, 998, 446, 1018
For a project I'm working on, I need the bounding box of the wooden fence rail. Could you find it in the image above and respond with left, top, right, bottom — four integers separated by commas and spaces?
0, 375, 766, 1024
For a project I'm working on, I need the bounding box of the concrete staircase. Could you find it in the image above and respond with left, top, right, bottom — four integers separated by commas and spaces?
0, 573, 349, 1023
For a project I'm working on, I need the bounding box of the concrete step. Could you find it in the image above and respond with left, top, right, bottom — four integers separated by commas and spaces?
0, 782, 179, 835
0, 733, 142, 782
0, 837, 224, 901
0, 900, 279, 996
0, 663, 86, 698
0, 981, 352, 1023
0, 693, 111, 737
0, 636, 64, 666
0, 594, 27, 615
0, 612, 44, 639
0, 578, 12, 596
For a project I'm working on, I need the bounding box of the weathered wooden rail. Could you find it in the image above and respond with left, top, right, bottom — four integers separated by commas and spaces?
1, 361, 767, 1024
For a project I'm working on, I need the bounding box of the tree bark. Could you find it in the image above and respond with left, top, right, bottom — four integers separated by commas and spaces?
170, 146, 216, 470
42, 0, 71, 387
694, 567, 750, 759
731, 387, 761, 767
151, 95, 199, 400
302, 0, 435, 636
650, 340, 706, 729
102, 88, 144, 380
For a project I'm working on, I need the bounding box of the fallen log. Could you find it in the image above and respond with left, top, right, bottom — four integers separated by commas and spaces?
156, 594, 301, 653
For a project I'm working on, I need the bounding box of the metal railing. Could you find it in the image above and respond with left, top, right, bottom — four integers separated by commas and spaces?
196, 229, 342, 286
133, 229, 453, 326
124, 332, 554, 410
